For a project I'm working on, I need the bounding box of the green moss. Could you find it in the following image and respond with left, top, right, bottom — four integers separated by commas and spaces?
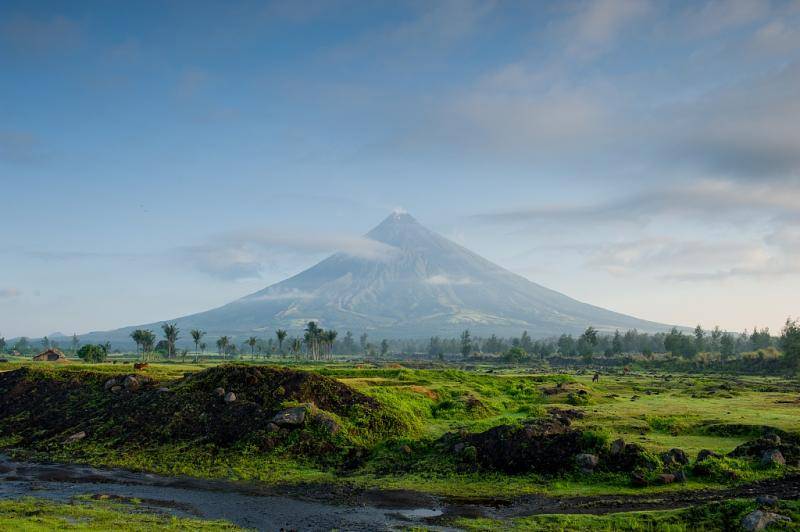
0, 497, 241, 531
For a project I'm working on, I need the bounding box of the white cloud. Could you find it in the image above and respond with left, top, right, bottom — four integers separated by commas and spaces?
177, 229, 399, 281
425, 274, 476, 286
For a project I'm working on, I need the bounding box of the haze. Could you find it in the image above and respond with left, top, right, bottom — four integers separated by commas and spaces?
2, 0, 800, 338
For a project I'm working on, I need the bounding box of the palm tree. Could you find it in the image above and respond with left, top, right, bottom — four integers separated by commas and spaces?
140, 330, 156, 361
276, 329, 287, 355
247, 336, 257, 360
161, 323, 179, 359
291, 338, 302, 359
324, 330, 338, 359
130, 330, 143, 359
304, 321, 322, 360
217, 336, 229, 360
190, 329, 205, 359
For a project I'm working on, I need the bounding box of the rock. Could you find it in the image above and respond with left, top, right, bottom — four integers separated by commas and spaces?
103, 378, 117, 391
761, 449, 786, 467
453, 442, 466, 454
224, 391, 237, 403
110, 385, 122, 393
658, 473, 676, 484
741, 510, 791, 531
461, 445, 478, 462
630, 472, 648, 487
696, 449, 722, 462
123, 375, 139, 391
610, 438, 626, 456
575, 453, 599, 472
313, 413, 340, 435
401, 444, 412, 454
214, 387, 225, 397
756, 495, 779, 507
661, 448, 689, 469
265, 422, 279, 433
271, 406, 306, 427
64, 431, 86, 443
157, 387, 171, 393
764, 434, 782, 446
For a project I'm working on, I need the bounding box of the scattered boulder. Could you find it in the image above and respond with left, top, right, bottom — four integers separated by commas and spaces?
110, 385, 122, 393
674, 470, 687, 483
313, 412, 340, 435
610, 438, 626, 456
224, 391, 237, 403
761, 449, 786, 467
453, 442, 466, 454
756, 495, 779, 507
157, 387, 171, 393
401, 444, 412, 454
123, 375, 139, 392
661, 448, 689, 469
657, 473, 675, 484
271, 406, 307, 427
64, 431, 86, 444
604, 442, 660, 473
696, 449, 722, 462
630, 472, 648, 487
103, 378, 117, 391
741, 510, 791, 531
575, 453, 599, 473
265, 422, 279, 433
213, 387, 225, 397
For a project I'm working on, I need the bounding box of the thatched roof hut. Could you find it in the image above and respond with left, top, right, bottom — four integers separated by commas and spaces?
33, 348, 68, 362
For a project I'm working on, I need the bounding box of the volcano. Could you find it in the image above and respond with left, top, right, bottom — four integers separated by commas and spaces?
87, 212, 671, 342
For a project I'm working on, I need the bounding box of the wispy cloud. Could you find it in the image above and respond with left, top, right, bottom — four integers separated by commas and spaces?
0, 13, 83, 54
0, 288, 22, 299
176, 229, 399, 281
425, 274, 476, 286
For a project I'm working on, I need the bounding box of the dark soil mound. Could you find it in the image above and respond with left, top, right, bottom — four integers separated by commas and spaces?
444, 416, 591, 474
0, 365, 400, 453
728, 434, 800, 464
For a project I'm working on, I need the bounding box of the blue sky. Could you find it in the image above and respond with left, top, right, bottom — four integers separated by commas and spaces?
2, 0, 800, 338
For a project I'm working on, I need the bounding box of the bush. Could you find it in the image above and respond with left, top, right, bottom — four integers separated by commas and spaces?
76, 344, 107, 363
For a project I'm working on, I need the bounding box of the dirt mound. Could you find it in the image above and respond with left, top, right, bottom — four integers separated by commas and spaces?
729, 434, 800, 464
0, 365, 402, 454
443, 416, 591, 474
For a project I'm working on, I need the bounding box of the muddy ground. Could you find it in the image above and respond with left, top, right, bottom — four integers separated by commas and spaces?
2, 456, 800, 530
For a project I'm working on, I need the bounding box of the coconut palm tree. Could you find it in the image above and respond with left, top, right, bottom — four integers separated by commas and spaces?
161, 323, 179, 359
247, 336, 257, 360
217, 336, 229, 359
190, 329, 205, 359
290, 337, 302, 359
140, 330, 156, 361
325, 330, 338, 359
275, 329, 287, 355
130, 330, 143, 359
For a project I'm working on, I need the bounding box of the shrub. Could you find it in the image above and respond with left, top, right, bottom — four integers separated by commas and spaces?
76, 344, 107, 363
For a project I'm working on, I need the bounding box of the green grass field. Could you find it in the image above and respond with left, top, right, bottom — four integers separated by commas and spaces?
1, 359, 799, 529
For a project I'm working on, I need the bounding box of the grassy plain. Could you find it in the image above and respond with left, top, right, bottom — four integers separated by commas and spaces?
1, 359, 799, 529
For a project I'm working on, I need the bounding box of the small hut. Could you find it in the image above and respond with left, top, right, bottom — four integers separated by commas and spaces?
33, 348, 68, 362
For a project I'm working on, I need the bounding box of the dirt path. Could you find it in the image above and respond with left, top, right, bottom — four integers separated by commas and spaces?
2, 456, 800, 529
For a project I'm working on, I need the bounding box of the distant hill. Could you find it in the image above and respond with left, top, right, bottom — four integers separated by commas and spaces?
78, 212, 674, 345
